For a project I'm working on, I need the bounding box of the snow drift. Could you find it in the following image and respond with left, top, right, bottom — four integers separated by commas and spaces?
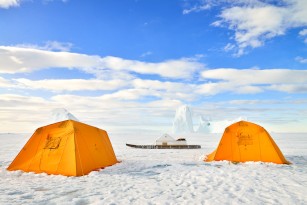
0, 133, 306, 204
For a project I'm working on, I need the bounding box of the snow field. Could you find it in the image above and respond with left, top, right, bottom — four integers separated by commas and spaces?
0, 133, 306, 205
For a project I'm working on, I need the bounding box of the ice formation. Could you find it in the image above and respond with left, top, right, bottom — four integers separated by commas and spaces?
172, 105, 194, 133
196, 116, 212, 133
51, 108, 79, 123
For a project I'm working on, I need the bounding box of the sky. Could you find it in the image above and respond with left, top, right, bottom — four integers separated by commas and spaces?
0, 0, 306, 134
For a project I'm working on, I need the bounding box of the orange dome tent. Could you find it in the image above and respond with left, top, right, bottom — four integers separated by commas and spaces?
205, 121, 290, 164
7, 120, 118, 176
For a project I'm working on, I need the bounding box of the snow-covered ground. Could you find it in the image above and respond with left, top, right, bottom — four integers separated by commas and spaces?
0, 132, 306, 204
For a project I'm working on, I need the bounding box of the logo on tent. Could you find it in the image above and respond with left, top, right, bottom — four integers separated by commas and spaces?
44, 136, 62, 149
237, 133, 253, 146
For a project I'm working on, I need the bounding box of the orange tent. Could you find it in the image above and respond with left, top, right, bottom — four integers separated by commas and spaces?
7, 120, 118, 176
205, 121, 290, 164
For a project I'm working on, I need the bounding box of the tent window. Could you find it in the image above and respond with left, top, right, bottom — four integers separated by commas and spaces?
44, 136, 62, 149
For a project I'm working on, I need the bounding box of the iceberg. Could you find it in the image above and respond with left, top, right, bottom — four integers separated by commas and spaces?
51, 108, 79, 123
172, 105, 194, 133
196, 116, 212, 133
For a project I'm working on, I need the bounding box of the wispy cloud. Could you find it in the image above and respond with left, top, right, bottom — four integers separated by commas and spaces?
43, 0, 69, 3
15, 41, 74, 52
13, 78, 128, 92
140, 51, 152, 57
183, 1, 212, 14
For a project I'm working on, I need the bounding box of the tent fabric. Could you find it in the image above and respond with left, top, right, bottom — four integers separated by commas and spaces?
7, 120, 118, 176
205, 121, 290, 164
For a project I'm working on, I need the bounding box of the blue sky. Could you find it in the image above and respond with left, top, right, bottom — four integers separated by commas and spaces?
0, 0, 306, 133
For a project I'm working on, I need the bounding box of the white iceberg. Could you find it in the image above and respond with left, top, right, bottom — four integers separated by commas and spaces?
51, 108, 79, 123
196, 116, 212, 133
172, 105, 194, 133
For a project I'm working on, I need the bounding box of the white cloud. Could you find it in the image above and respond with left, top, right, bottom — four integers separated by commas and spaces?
133, 79, 195, 93
0, 94, 48, 106
49, 94, 182, 131
99, 56, 203, 79
228, 99, 276, 105
14, 78, 128, 92
0, 77, 14, 88
199, 68, 307, 94
132, 79, 199, 101
0, 46, 203, 79
1, 77, 195, 100
0, 0, 68, 9
201, 68, 307, 84
0, 0, 19, 9
196, 81, 263, 95
0, 91, 306, 133
299, 29, 307, 36
0, 93, 174, 132
2, 65, 306, 97
186, 0, 307, 56
216, 5, 286, 55
268, 84, 307, 93
299, 29, 307, 43
0, 46, 102, 74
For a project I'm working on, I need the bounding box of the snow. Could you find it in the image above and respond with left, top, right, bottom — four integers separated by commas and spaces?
0, 132, 307, 204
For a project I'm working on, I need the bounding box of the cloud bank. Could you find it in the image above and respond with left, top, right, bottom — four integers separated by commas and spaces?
1, 45, 306, 96
1, 44, 306, 132
0, 46, 203, 79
